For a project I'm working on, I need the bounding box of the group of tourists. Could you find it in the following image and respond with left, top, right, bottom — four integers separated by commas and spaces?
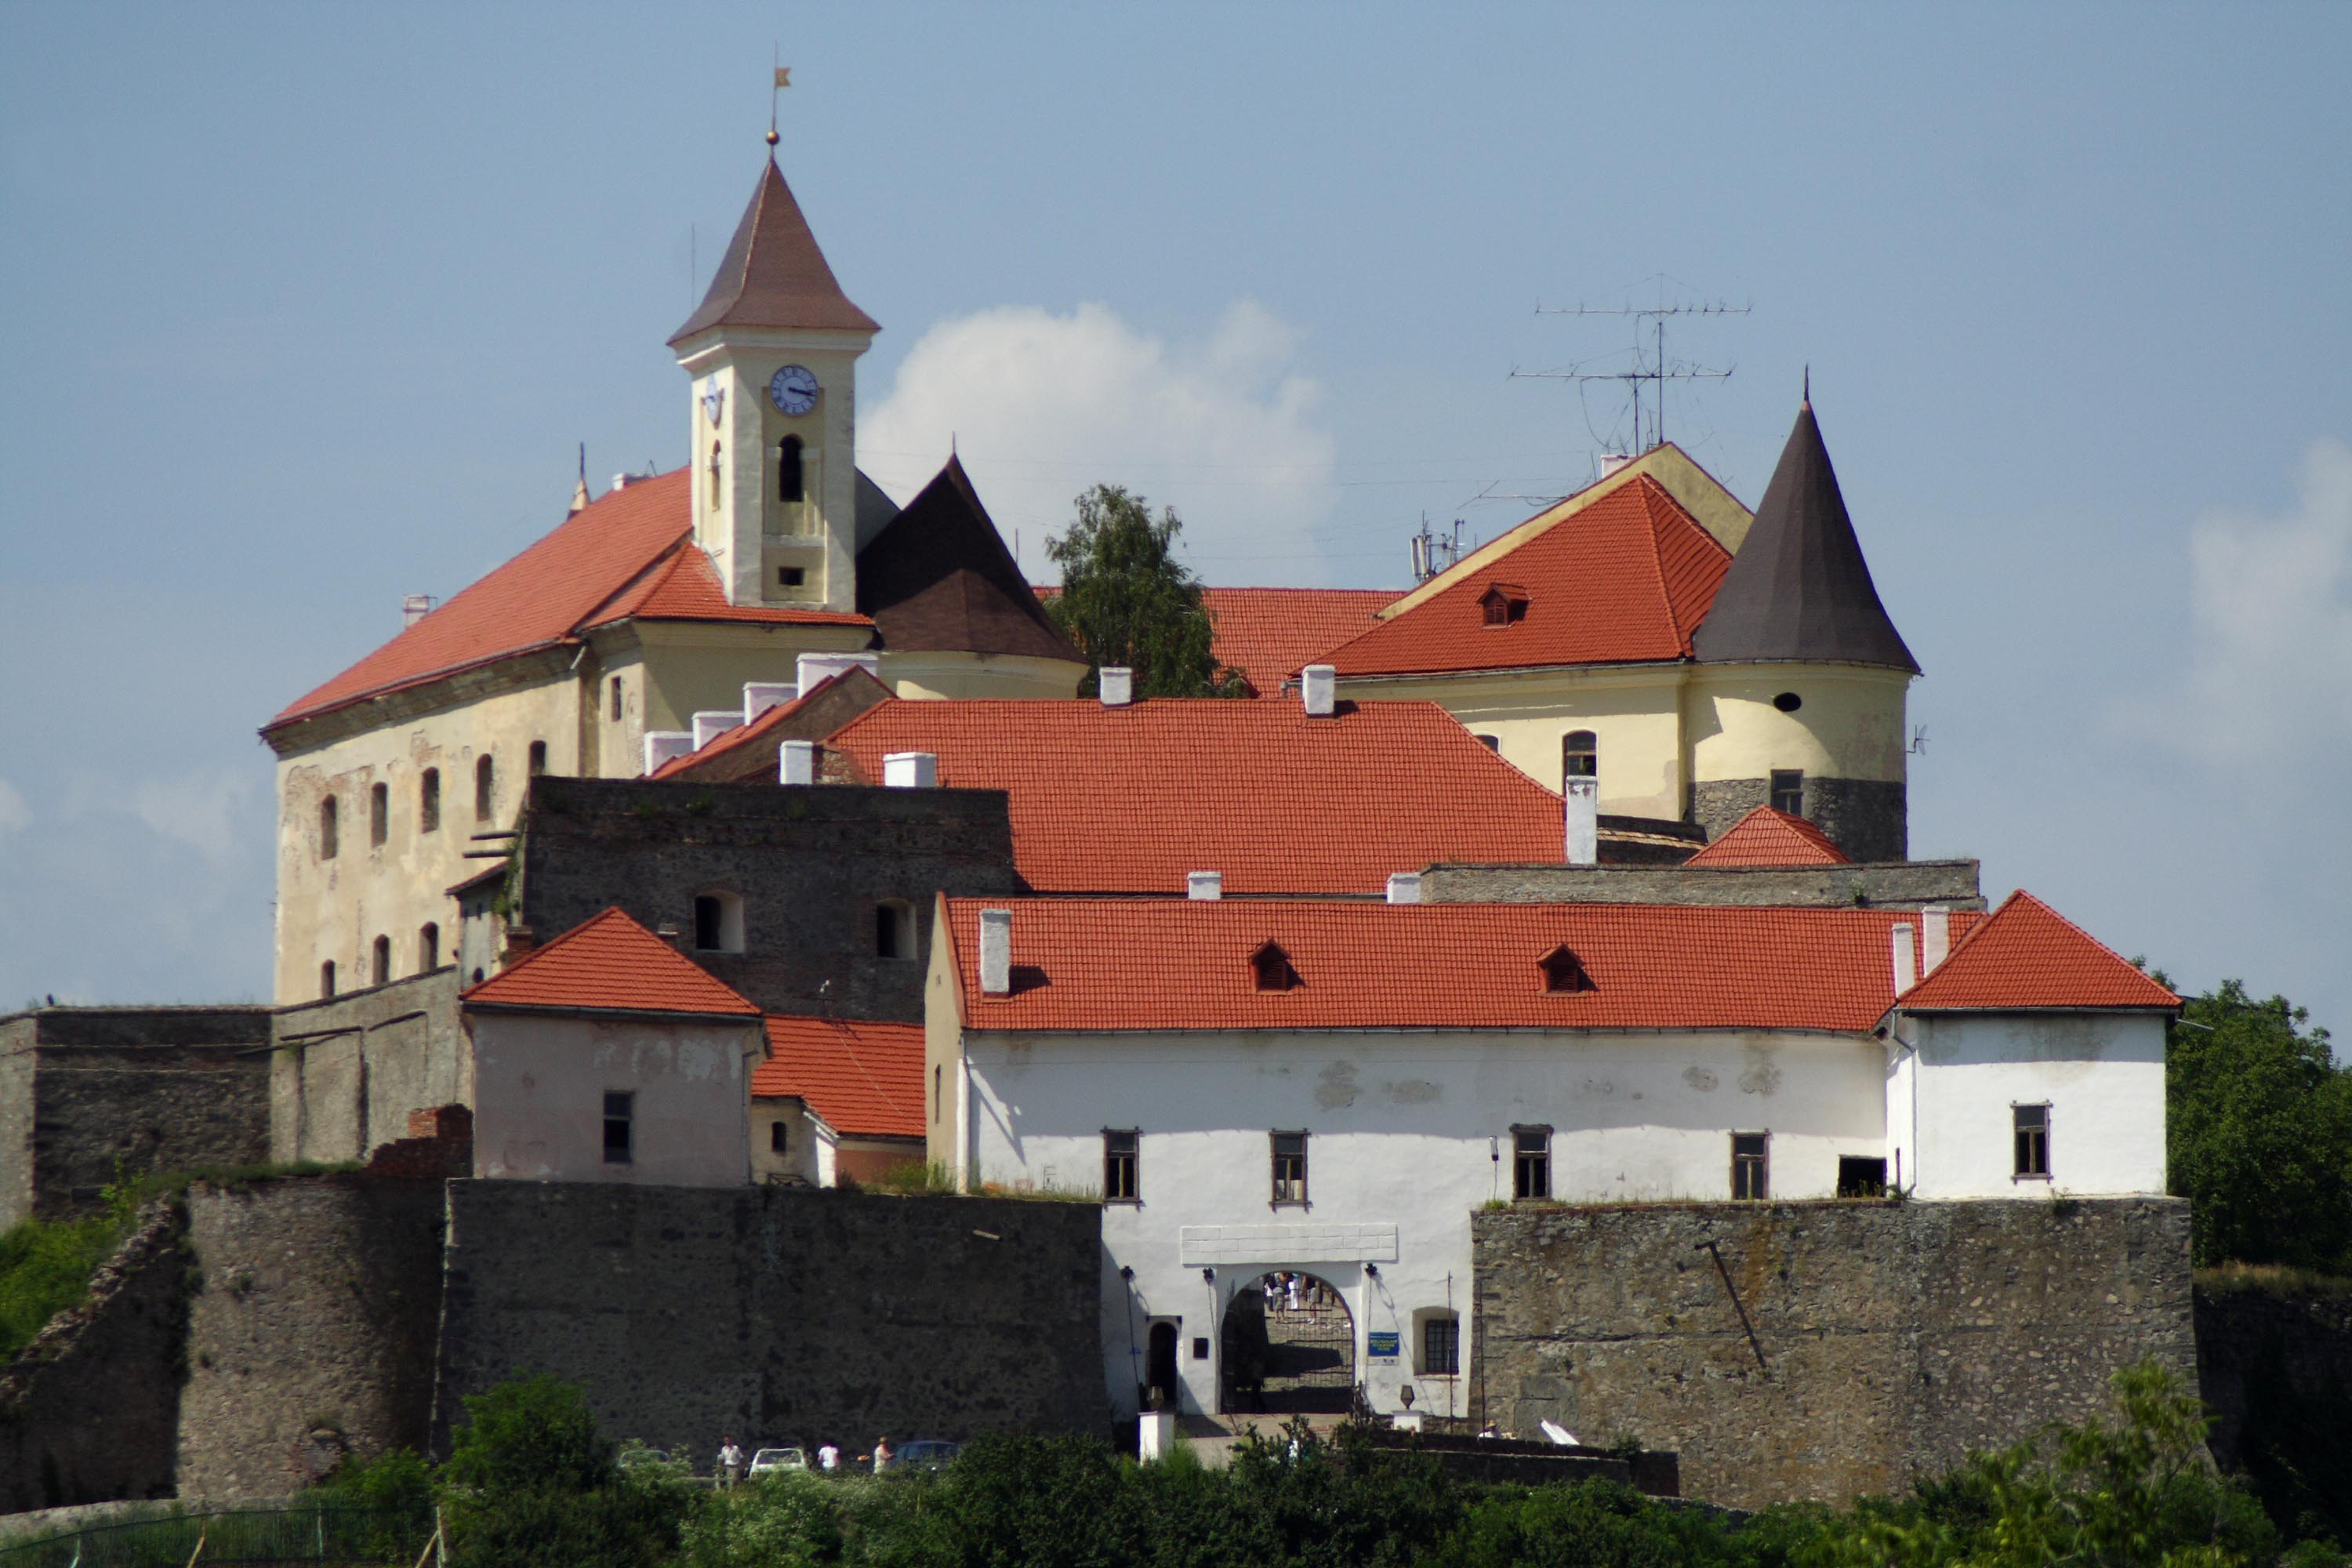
1260, 1271, 1327, 1312
713, 1434, 890, 1486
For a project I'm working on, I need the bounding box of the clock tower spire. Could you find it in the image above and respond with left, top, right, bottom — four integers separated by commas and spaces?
669, 114, 877, 612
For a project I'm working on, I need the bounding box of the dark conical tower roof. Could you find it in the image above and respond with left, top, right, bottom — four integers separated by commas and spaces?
856, 454, 1081, 663
669, 159, 879, 346
1690, 397, 1918, 673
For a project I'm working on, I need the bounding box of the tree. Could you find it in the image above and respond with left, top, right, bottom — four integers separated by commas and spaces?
2165, 979, 2352, 1273
1044, 485, 1244, 699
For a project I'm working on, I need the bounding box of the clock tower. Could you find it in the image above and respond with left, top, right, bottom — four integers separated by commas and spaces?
669, 155, 879, 612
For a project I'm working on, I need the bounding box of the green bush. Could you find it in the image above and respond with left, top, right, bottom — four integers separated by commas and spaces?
0, 1212, 131, 1359
438, 1375, 687, 1568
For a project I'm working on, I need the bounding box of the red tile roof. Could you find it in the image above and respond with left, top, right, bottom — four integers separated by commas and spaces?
269, 470, 864, 730
754, 1015, 924, 1140
1321, 477, 1730, 677
824, 697, 1569, 894
1199, 588, 1400, 695
1898, 891, 2179, 1012
940, 897, 1986, 1033
462, 907, 761, 1017
1684, 807, 1853, 868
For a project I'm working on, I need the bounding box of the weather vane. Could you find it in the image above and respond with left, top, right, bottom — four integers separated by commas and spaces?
768, 52, 789, 148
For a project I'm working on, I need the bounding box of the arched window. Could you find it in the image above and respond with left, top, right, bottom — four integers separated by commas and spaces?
369, 782, 389, 848
609, 677, 624, 722
1251, 941, 1299, 993
528, 740, 547, 777
693, 891, 745, 953
419, 923, 440, 972
372, 935, 391, 987
1563, 731, 1598, 782
474, 755, 495, 822
876, 899, 915, 960
419, 768, 440, 833
779, 435, 804, 503
318, 796, 339, 861
320, 960, 336, 999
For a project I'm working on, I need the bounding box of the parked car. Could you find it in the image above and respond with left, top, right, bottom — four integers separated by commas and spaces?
749, 1446, 808, 1477
894, 1440, 960, 1472
615, 1443, 673, 1471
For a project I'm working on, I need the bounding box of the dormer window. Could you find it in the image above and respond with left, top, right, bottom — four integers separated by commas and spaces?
1250, 941, 1299, 993
1481, 584, 1529, 626
1538, 943, 1593, 994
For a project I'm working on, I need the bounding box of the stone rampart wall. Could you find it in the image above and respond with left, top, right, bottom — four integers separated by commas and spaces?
269, 970, 465, 1164
1424, 858, 1981, 909
1472, 1198, 2192, 1509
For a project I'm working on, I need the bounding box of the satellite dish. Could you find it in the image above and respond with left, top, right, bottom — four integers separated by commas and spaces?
1539, 1420, 1579, 1447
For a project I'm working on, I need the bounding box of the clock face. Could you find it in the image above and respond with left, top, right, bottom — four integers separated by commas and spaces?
768, 365, 819, 416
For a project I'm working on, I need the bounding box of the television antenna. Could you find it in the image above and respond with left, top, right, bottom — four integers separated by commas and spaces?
1510, 286, 1748, 454
1409, 514, 1468, 583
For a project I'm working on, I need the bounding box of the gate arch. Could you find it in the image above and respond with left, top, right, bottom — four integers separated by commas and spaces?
1220, 1271, 1356, 1414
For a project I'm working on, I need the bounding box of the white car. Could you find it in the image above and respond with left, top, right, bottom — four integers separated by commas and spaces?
748, 1446, 808, 1477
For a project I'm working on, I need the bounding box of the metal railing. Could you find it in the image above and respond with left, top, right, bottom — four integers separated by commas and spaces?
0, 1506, 434, 1567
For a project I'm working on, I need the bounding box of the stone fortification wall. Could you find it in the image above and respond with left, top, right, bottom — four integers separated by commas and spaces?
433, 1181, 1106, 1458
1424, 858, 1982, 910
1472, 1198, 2191, 1510
270, 969, 465, 1164
0, 1202, 187, 1512
518, 777, 1025, 1022
176, 1177, 448, 1501
1690, 777, 1907, 864
0, 1007, 272, 1226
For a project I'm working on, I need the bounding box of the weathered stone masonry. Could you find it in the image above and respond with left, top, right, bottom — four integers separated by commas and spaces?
1472, 1198, 2194, 1510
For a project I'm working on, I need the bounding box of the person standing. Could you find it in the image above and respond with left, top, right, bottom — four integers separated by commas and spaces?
871, 1435, 896, 1474
817, 1439, 840, 1475
717, 1436, 746, 1490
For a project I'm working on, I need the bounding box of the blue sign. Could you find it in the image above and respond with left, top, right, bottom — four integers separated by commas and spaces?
1367, 1331, 1401, 1359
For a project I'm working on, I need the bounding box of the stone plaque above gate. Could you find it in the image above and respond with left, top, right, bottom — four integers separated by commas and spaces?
1178, 1222, 1399, 1266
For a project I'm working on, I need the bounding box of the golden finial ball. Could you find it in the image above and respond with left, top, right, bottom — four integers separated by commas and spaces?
765, 129, 780, 146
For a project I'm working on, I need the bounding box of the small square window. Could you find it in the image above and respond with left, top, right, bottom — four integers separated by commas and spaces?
2014, 1105, 2050, 1179
1103, 1129, 1138, 1203
1271, 1131, 1308, 1206
604, 1092, 634, 1165
1732, 1132, 1769, 1200
1837, 1156, 1888, 1198
1769, 769, 1805, 816
779, 567, 806, 588
1191, 1337, 1210, 1361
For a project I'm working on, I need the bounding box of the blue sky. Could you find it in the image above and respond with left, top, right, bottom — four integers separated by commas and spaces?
2, 4, 2347, 1038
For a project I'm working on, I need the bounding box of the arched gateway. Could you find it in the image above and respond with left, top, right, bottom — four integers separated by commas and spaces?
1219, 1272, 1356, 1414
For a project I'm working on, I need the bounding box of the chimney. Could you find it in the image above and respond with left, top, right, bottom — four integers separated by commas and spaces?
611, 472, 633, 492
883, 751, 938, 789
796, 651, 882, 699
1386, 873, 1423, 905
1563, 777, 1599, 866
402, 593, 436, 629
1187, 871, 1222, 901
978, 909, 1013, 996
1301, 664, 1337, 717
1098, 666, 1135, 707
1891, 923, 1918, 997
691, 711, 739, 750
1600, 453, 1634, 477
501, 925, 536, 963
744, 681, 797, 722
779, 739, 817, 786
641, 731, 694, 775
1921, 906, 1951, 975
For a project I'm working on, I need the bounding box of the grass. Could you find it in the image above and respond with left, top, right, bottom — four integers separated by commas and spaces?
843, 1161, 1101, 1203
0, 1210, 134, 1360
2194, 1260, 2352, 1298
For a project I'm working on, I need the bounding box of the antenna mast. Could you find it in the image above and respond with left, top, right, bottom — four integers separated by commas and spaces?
1510, 285, 1748, 453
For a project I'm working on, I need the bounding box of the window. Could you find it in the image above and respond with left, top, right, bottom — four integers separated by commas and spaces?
779, 435, 804, 503
876, 899, 915, 960
474, 755, 495, 822
603, 1092, 634, 1165
692, 891, 745, 953
528, 740, 547, 777
320, 960, 336, 999
372, 935, 391, 987
609, 677, 623, 722
369, 782, 389, 848
1772, 691, 1803, 713
2014, 1105, 2051, 1180
1480, 585, 1528, 625
419, 768, 440, 833
1192, 1337, 1210, 1361
1103, 1129, 1139, 1203
932, 1065, 942, 1125
318, 796, 339, 860
1251, 942, 1299, 993
1538, 944, 1593, 994
1474, 734, 1501, 753
1732, 1133, 1769, 1200
778, 566, 806, 588
1563, 730, 1597, 781
1420, 1313, 1461, 1377
1271, 1131, 1308, 1205
1837, 1156, 1887, 1198
706, 440, 722, 509
1769, 769, 1804, 816
419, 923, 440, 972
770, 1121, 788, 1155
1512, 1126, 1552, 1200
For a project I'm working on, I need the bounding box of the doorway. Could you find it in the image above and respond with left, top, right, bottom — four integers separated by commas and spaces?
1220, 1272, 1356, 1414
1146, 1320, 1180, 1411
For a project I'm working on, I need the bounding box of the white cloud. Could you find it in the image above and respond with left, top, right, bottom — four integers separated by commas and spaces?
2114, 437, 2352, 803
861, 301, 1338, 583
0, 779, 28, 837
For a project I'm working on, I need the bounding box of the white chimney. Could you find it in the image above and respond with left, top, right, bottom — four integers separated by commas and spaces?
779, 739, 817, 786
883, 751, 938, 789
1187, 870, 1222, 901
401, 593, 436, 629
1563, 777, 1599, 866
1386, 873, 1423, 905
978, 909, 1013, 996
744, 682, 797, 723
1892, 923, 1918, 997
1920, 906, 1951, 975
611, 472, 633, 492
1301, 664, 1337, 717
1098, 666, 1135, 707
795, 651, 882, 699
641, 731, 693, 775
691, 711, 739, 750
1600, 453, 1634, 477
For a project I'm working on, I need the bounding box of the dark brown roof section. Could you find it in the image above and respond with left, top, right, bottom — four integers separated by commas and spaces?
1691, 398, 1919, 673
669, 159, 879, 345
855, 455, 1083, 664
